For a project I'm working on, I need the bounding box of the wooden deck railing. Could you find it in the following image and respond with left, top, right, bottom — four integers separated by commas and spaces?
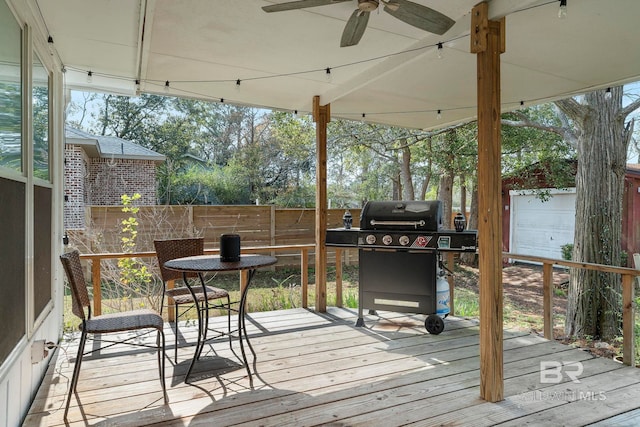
77, 247, 638, 366
504, 252, 638, 366
79, 244, 315, 321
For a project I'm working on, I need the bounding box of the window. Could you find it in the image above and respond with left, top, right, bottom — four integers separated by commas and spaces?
0, 0, 22, 173
33, 52, 50, 181
0, 1, 25, 366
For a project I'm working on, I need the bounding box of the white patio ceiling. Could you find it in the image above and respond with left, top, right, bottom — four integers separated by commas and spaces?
38, 0, 640, 130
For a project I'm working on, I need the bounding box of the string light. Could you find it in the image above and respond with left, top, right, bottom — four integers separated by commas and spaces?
47, 35, 54, 56
61, 1, 588, 118
135, 79, 140, 92
164, 80, 170, 93
605, 87, 612, 99
220, 98, 224, 103
558, 0, 567, 19
437, 109, 442, 120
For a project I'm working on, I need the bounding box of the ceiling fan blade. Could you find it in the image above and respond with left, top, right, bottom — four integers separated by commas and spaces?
262, 0, 350, 13
383, 0, 454, 35
341, 10, 369, 47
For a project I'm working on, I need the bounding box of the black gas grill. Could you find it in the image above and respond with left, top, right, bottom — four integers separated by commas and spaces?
326, 200, 477, 334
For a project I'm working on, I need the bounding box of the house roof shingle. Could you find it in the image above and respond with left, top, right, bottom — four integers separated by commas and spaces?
65, 126, 165, 162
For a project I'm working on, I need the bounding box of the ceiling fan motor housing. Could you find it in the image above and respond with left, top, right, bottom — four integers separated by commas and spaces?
358, 0, 379, 12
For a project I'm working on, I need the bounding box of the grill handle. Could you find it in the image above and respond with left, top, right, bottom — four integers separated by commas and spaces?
369, 219, 426, 228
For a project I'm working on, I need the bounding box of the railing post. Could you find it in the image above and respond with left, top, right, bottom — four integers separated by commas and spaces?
542, 263, 553, 339
301, 248, 309, 308
91, 257, 102, 316
167, 279, 176, 322
622, 273, 636, 366
335, 248, 343, 307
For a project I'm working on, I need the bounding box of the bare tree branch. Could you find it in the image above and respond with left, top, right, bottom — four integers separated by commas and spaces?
620, 97, 640, 119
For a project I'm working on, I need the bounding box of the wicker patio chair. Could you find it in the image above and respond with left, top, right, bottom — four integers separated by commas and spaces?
60, 250, 167, 421
154, 238, 233, 366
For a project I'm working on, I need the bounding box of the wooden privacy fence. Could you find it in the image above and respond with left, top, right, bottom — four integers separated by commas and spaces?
82, 205, 361, 266
504, 252, 639, 366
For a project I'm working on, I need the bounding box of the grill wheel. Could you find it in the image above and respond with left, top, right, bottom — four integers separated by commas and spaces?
425, 314, 445, 335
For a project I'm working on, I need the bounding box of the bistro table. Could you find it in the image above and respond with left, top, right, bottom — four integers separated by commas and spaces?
163, 254, 277, 385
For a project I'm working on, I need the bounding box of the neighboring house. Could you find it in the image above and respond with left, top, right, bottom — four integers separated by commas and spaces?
64, 126, 165, 230
502, 162, 640, 265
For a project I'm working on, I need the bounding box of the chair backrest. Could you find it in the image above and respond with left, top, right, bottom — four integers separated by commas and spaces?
60, 250, 90, 321
154, 238, 204, 282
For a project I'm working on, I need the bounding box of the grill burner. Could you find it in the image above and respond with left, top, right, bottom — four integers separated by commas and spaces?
326, 200, 477, 334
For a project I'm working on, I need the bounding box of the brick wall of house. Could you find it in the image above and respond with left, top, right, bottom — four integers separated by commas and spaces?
86, 158, 157, 205
63, 144, 87, 230
64, 144, 159, 230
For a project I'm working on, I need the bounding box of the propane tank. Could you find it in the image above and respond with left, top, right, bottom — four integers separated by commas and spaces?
436, 269, 450, 317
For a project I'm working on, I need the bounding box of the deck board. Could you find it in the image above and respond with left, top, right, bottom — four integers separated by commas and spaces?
24, 307, 640, 426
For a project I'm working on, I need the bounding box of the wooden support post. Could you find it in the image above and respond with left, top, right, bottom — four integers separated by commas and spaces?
543, 263, 553, 339
167, 279, 176, 322
313, 95, 330, 312
622, 273, 635, 365
301, 247, 309, 308
91, 259, 101, 316
240, 270, 249, 311
471, 1, 505, 403
335, 248, 343, 307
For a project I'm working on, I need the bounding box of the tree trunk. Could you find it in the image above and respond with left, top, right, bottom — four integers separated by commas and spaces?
563, 88, 628, 340
438, 172, 454, 228
400, 141, 415, 200
460, 180, 478, 266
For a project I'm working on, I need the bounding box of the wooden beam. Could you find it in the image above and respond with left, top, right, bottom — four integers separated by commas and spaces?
313, 95, 330, 312
472, 1, 505, 403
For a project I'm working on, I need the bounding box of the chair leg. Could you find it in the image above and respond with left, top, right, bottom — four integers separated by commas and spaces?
226, 295, 233, 351
174, 302, 179, 363
64, 330, 88, 421
157, 329, 168, 404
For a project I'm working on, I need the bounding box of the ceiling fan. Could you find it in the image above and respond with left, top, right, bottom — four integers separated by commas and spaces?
262, 0, 455, 47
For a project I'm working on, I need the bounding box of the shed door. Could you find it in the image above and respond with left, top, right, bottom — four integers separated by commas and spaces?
510, 189, 576, 261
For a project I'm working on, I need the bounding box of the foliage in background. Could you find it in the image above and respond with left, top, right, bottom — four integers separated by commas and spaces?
116, 193, 155, 310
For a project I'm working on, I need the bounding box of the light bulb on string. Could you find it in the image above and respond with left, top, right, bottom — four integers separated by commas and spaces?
220, 98, 225, 103
437, 109, 442, 120
361, 113, 366, 123
86, 71, 93, 83
135, 79, 140, 94
437, 42, 444, 59
605, 87, 612, 99
47, 36, 54, 56
236, 79, 241, 92
325, 67, 332, 82
558, 0, 567, 19
164, 80, 170, 93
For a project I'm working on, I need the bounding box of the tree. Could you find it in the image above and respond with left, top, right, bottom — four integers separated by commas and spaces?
557, 87, 640, 340
504, 87, 640, 340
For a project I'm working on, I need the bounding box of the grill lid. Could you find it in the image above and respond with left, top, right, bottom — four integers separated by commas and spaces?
360, 200, 442, 231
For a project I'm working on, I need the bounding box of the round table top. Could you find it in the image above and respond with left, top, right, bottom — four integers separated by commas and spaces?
163, 254, 277, 273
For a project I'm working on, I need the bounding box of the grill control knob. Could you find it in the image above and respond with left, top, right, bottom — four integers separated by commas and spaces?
365, 234, 376, 245
382, 235, 393, 245
399, 235, 410, 246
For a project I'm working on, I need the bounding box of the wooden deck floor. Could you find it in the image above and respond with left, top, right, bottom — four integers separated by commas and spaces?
24, 307, 640, 426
